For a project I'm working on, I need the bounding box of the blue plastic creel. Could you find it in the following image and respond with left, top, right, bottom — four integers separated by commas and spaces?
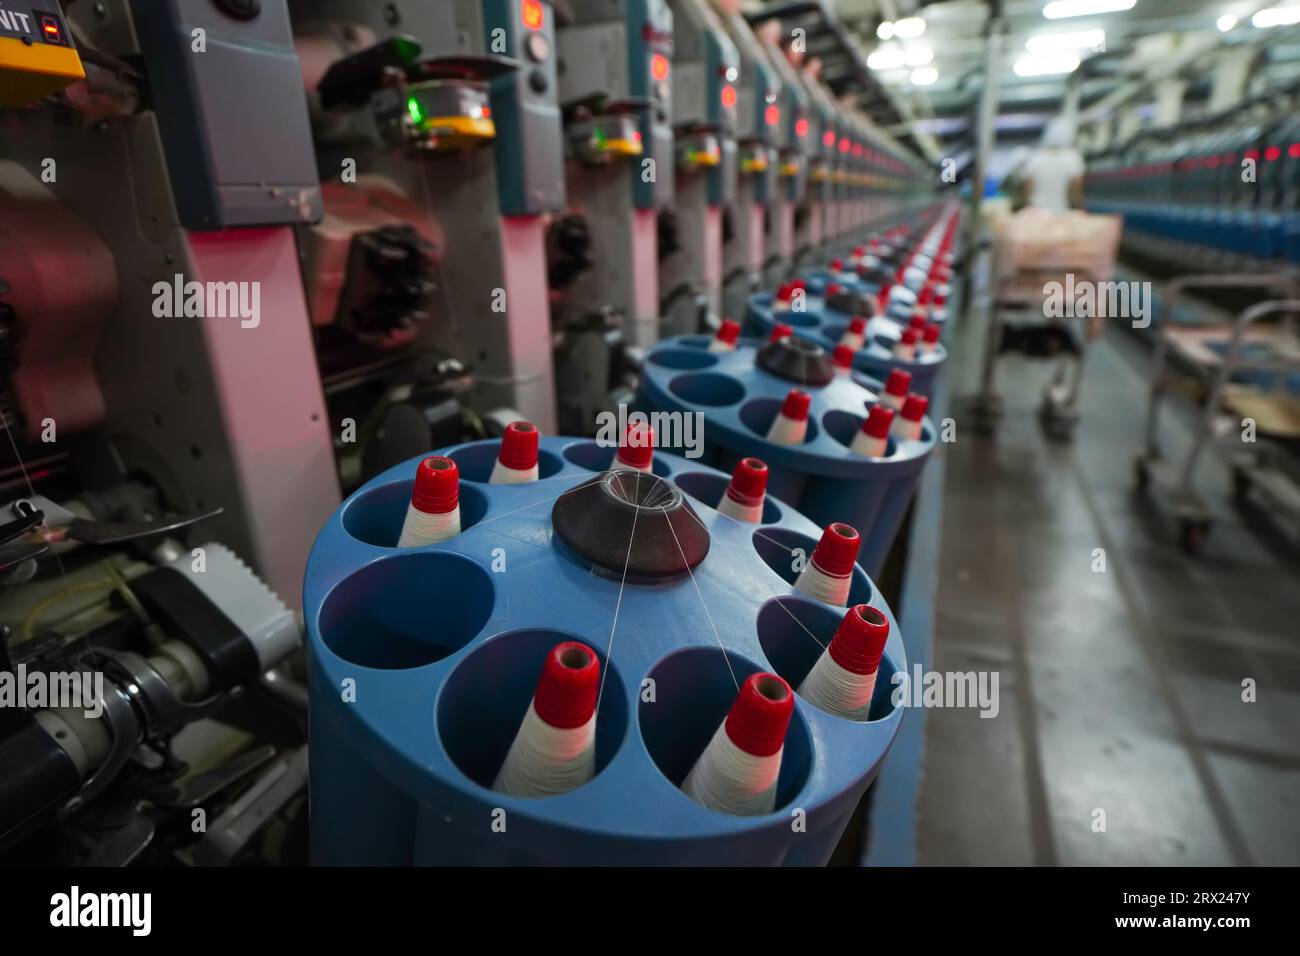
743, 290, 948, 400
638, 334, 937, 578
303, 437, 907, 865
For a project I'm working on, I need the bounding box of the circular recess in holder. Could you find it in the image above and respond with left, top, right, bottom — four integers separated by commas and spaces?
756, 335, 834, 386
551, 472, 709, 578
303, 438, 906, 866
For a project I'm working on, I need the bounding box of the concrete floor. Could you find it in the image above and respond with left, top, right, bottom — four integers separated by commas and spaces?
916, 277, 1300, 866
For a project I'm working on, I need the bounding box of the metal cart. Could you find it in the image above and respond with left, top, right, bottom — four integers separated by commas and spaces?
1135, 272, 1300, 555
973, 211, 1123, 439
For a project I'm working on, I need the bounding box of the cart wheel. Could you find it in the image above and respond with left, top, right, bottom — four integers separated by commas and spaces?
1133, 456, 1150, 492
1179, 519, 1209, 557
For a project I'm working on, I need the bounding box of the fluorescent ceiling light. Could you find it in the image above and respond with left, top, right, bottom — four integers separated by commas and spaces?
910, 67, 939, 86
1026, 28, 1105, 52
877, 21, 895, 39
1013, 53, 1082, 76
867, 46, 907, 70
1217, 14, 1238, 31
904, 45, 935, 67
1252, 5, 1300, 27
894, 16, 926, 38
1043, 0, 1136, 19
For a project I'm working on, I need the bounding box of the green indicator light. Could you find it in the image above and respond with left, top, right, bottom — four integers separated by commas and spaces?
407, 97, 424, 125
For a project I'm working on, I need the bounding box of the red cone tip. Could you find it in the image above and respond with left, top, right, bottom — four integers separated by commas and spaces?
864, 404, 894, 439
498, 420, 539, 471
901, 394, 928, 422
532, 641, 600, 729
828, 605, 890, 676
908, 313, 927, 330
779, 388, 811, 421
900, 328, 919, 345
852, 246, 865, 256
715, 319, 741, 344
923, 323, 941, 344
411, 456, 459, 515
618, 422, 655, 468
812, 522, 860, 577
770, 322, 794, 342
826, 282, 844, 297
791, 279, 807, 292
833, 344, 855, 368
849, 316, 867, 334
724, 673, 794, 757
831, 259, 843, 270
777, 282, 793, 300
727, 457, 769, 506
885, 368, 912, 396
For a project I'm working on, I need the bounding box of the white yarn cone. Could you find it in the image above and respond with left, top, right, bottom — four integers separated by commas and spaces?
717, 494, 764, 523
849, 431, 887, 457
794, 562, 852, 605
396, 504, 459, 547
489, 461, 539, 484
682, 723, 782, 816
492, 704, 596, 798
766, 415, 807, 445
798, 655, 876, 721
893, 418, 922, 442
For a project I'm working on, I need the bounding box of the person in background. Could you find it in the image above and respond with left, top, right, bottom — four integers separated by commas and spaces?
1019, 117, 1085, 212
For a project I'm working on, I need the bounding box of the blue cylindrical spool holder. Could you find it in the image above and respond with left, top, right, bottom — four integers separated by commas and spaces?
742, 290, 948, 401
303, 437, 906, 865
638, 334, 936, 578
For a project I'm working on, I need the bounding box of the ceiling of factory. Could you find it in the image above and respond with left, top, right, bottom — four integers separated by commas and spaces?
752, 0, 1300, 160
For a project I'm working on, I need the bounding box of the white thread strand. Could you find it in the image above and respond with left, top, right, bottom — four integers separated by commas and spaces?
489, 461, 539, 484
794, 563, 851, 606
682, 723, 782, 816
798, 653, 877, 721
716, 493, 763, 523
493, 703, 596, 798
396, 504, 459, 547
766, 415, 807, 445
881, 392, 904, 410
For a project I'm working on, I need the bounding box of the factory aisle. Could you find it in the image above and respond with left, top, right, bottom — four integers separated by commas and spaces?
917, 279, 1300, 866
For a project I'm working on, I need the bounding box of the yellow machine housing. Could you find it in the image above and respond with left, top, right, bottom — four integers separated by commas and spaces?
0, 1, 84, 107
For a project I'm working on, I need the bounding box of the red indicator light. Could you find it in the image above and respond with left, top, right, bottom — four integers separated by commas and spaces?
839, 137, 850, 153
796, 118, 809, 137
721, 84, 737, 109
651, 53, 669, 81
1290, 143, 1300, 159
1246, 149, 1261, 162
852, 143, 864, 157
40, 15, 63, 42
522, 0, 544, 30
822, 130, 835, 147
1265, 145, 1282, 162
482, 105, 492, 118
765, 104, 779, 126
633, 129, 642, 143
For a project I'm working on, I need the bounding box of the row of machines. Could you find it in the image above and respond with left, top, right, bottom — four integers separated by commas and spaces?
0, 0, 933, 863
1085, 113, 1300, 262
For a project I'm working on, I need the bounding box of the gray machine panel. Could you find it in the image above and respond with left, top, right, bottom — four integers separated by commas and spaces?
131, 0, 323, 229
